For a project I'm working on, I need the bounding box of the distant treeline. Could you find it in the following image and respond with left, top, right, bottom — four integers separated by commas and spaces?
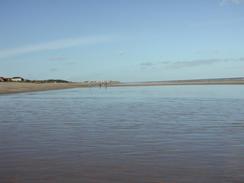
25, 79, 70, 83
0, 76, 70, 83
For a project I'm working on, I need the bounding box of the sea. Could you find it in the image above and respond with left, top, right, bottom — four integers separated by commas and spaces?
0, 85, 244, 183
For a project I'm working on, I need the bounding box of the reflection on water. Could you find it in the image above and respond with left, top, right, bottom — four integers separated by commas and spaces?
0, 86, 244, 183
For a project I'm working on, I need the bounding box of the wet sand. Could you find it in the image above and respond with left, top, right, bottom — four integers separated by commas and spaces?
0, 82, 85, 95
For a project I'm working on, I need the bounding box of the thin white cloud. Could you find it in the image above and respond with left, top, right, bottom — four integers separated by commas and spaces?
0, 35, 113, 58
220, 0, 244, 5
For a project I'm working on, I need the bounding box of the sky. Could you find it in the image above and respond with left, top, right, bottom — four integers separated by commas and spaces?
0, 0, 244, 82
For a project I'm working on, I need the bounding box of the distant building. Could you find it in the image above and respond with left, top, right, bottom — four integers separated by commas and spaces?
11, 77, 24, 82
5, 78, 12, 82
0, 77, 5, 82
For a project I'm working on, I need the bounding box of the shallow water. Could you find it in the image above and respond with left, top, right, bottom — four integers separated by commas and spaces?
0, 86, 244, 183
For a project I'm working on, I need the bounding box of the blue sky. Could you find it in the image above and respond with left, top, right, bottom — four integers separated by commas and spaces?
0, 0, 244, 81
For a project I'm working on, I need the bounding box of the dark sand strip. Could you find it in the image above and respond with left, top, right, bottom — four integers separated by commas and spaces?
114, 79, 244, 87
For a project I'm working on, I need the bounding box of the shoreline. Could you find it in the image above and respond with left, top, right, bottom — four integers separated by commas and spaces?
1, 79, 244, 95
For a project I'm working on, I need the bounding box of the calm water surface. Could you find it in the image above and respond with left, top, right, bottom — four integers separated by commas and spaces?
0, 86, 244, 183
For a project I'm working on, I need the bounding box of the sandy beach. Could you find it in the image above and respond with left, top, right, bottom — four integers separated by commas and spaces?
1, 78, 244, 95
0, 82, 85, 95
